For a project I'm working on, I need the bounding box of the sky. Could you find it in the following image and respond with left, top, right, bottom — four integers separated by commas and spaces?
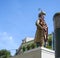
0, 0, 60, 55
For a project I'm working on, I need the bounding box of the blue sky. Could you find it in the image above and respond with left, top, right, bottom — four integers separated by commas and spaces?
0, 0, 60, 55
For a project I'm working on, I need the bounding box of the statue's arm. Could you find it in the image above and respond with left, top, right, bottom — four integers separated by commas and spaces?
36, 20, 43, 29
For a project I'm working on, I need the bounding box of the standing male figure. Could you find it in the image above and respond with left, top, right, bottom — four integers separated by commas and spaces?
34, 11, 47, 47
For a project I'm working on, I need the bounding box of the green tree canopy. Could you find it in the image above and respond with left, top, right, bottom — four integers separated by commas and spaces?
0, 49, 11, 58
48, 34, 52, 47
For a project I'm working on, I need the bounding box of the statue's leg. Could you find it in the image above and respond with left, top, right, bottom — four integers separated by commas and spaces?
40, 37, 44, 46
43, 31, 48, 47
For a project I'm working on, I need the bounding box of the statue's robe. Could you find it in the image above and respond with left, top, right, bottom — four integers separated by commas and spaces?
34, 19, 44, 46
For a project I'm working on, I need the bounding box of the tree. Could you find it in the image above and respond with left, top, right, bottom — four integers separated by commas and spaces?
0, 49, 11, 58
48, 34, 52, 46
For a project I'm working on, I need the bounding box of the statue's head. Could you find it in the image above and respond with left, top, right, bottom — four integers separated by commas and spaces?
38, 10, 46, 17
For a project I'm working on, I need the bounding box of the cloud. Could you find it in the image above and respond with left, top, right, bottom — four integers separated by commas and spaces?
0, 32, 13, 42
9, 36, 13, 40
3, 32, 7, 35
0, 32, 18, 55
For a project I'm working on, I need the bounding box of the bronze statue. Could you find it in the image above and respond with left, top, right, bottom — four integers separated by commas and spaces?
34, 11, 48, 47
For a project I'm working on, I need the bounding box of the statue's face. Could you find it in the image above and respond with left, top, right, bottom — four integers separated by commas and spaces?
41, 15, 45, 19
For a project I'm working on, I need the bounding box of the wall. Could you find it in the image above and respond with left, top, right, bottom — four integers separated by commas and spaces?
41, 47, 55, 58
10, 47, 55, 58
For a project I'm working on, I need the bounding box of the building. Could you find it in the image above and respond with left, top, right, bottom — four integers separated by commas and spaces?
15, 37, 34, 55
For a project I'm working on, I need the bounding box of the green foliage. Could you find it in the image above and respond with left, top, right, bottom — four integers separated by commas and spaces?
31, 43, 36, 49
48, 34, 52, 46
22, 46, 26, 52
26, 44, 30, 50
46, 46, 52, 49
48, 34, 52, 41
0, 49, 11, 58
46, 34, 52, 49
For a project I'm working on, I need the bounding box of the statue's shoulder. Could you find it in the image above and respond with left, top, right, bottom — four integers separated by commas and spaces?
36, 19, 40, 23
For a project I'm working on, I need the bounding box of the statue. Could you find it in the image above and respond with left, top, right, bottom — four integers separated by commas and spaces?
34, 11, 48, 47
